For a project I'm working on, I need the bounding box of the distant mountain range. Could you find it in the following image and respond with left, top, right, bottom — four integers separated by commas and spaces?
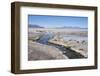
54, 26, 87, 29
29, 24, 44, 28
28, 24, 87, 29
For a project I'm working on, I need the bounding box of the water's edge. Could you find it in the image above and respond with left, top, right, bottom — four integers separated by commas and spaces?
37, 33, 85, 59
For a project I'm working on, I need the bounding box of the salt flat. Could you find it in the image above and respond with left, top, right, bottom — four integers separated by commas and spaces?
28, 27, 88, 60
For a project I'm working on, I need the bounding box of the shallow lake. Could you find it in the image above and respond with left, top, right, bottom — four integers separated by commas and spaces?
62, 35, 88, 42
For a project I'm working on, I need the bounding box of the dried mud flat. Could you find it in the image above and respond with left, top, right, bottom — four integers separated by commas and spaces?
28, 28, 88, 60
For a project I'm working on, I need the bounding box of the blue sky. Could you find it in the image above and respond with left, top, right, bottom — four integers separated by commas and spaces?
28, 15, 88, 28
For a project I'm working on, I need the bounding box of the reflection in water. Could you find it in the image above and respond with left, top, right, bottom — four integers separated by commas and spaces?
37, 32, 54, 44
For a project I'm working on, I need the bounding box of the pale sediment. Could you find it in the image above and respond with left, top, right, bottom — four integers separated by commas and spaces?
28, 28, 88, 60
28, 40, 68, 60
49, 38, 87, 57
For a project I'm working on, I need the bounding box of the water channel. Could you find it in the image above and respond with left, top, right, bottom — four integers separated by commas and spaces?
37, 32, 85, 59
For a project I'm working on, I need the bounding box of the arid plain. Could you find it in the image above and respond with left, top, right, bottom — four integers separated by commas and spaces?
28, 28, 88, 60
